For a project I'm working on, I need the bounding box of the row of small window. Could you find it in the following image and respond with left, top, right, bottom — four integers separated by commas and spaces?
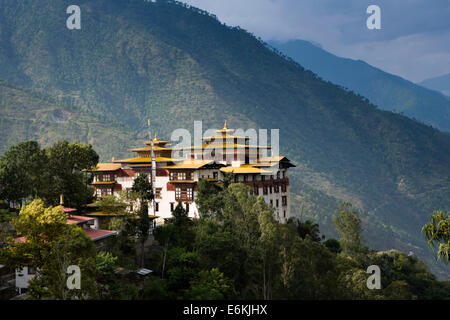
269, 196, 288, 208
96, 174, 115, 182
200, 172, 219, 179
96, 188, 112, 197
175, 187, 194, 200
254, 184, 287, 195
234, 171, 287, 183
169, 172, 193, 181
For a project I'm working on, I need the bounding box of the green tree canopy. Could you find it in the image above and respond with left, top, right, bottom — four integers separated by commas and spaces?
333, 203, 365, 258
422, 211, 450, 263
0, 141, 47, 205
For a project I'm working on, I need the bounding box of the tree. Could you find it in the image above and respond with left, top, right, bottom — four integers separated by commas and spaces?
333, 203, 365, 258
0, 141, 47, 206
141, 276, 168, 300
324, 238, 342, 254
0, 140, 99, 209
422, 211, 449, 263
45, 141, 99, 208
95, 195, 127, 215
257, 197, 281, 300
287, 217, 322, 242
163, 247, 203, 299
196, 179, 223, 218
131, 173, 154, 267
184, 268, 236, 300
95, 252, 121, 299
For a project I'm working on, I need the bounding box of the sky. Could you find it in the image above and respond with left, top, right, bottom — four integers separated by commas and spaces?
183, 0, 450, 83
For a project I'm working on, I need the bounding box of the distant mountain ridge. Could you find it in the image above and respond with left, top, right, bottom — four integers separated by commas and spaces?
268, 40, 450, 133
0, 0, 449, 278
420, 73, 450, 98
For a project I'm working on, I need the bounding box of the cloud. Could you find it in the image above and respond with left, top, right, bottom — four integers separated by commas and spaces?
183, 0, 450, 82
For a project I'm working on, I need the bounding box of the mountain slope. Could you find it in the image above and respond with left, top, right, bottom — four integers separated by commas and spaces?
0, 0, 449, 278
420, 74, 450, 98
268, 40, 450, 133
0, 79, 138, 160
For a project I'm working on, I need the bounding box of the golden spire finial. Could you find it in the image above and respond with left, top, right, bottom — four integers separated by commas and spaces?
153, 133, 158, 141
223, 120, 228, 130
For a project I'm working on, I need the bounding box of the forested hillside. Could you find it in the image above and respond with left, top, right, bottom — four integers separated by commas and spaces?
0, 0, 449, 278
0, 80, 138, 160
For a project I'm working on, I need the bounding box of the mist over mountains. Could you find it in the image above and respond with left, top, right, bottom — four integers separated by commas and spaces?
0, 0, 449, 278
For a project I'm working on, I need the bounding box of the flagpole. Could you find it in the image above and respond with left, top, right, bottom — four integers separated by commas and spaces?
148, 120, 156, 222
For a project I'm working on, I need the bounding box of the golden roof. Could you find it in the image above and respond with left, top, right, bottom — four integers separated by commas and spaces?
259, 156, 287, 162
163, 160, 214, 169
202, 134, 248, 140
168, 180, 196, 184
114, 157, 176, 163
174, 144, 271, 151
84, 163, 122, 172
129, 146, 172, 152
87, 211, 125, 216
92, 181, 116, 185
220, 165, 273, 174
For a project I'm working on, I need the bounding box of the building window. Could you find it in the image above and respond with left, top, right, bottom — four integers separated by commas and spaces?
185, 203, 189, 213
178, 172, 186, 180
170, 203, 174, 212
276, 199, 279, 207
281, 184, 287, 193
261, 175, 265, 181
155, 202, 159, 212
243, 175, 248, 182
155, 188, 162, 199
213, 171, 218, 180
101, 174, 112, 182
170, 172, 176, 180
175, 188, 181, 199
252, 175, 256, 182
270, 200, 273, 207
282, 170, 286, 179
263, 186, 268, 195
283, 210, 286, 218
254, 186, 259, 195
282, 196, 287, 206
187, 188, 193, 200
274, 184, 279, 193
277, 171, 281, 180
186, 172, 192, 180
269, 186, 273, 194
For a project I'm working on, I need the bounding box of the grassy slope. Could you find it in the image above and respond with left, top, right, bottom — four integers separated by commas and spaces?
0, 0, 449, 278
